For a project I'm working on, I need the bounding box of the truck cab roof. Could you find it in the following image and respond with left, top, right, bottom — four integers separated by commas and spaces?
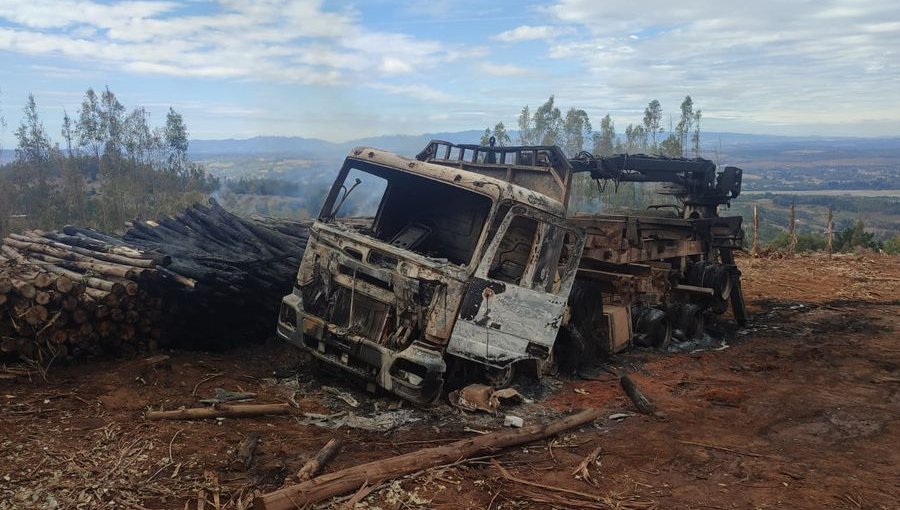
346, 145, 567, 217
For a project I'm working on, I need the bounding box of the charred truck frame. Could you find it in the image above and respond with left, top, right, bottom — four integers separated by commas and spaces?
277, 141, 746, 404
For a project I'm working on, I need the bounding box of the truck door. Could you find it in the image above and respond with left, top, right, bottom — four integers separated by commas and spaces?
447, 206, 584, 368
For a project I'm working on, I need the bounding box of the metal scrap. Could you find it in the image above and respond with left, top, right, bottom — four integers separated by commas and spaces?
448, 384, 525, 414
299, 410, 421, 432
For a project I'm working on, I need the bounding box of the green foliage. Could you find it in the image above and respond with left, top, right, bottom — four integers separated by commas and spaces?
532, 96, 563, 146
0, 86, 6, 155
493, 122, 511, 146
226, 177, 302, 196
0, 88, 218, 237
165, 107, 189, 171
517, 105, 533, 145
691, 109, 702, 157
659, 133, 682, 158
562, 108, 591, 157
479, 128, 491, 145
502, 96, 706, 212
592, 114, 616, 156
624, 124, 647, 153
61, 109, 74, 155
676, 96, 693, 156
642, 99, 663, 150
768, 194, 900, 216
76, 88, 103, 159
768, 231, 827, 252
480, 122, 511, 147
834, 218, 878, 252
883, 235, 900, 255
100, 86, 126, 156
15, 93, 51, 166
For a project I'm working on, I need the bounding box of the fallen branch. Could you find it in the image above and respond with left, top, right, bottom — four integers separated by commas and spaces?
146, 403, 290, 421
619, 374, 660, 417
296, 438, 342, 481
237, 432, 261, 470
340, 482, 380, 510
571, 446, 603, 487
253, 408, 603, 510
191, 372, 223, 396
494, 460, 606, 503
676, 440, 768, 459
519, 489, 610, 510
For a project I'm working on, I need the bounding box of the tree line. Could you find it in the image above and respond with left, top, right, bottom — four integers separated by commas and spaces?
0, 87, 218, 237
481, 95, 702, 158
481, 95, 702, 212
760, 208, 898, 255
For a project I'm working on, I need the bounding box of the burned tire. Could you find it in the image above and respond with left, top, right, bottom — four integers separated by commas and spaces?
554, 325, 593, 373
686, 262, 732, 313
673, 303, 705, 341
632, 306, 672, 350
555, 279, 605, 373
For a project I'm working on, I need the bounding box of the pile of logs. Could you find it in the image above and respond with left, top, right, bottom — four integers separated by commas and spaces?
0, 198, 310, 362
0, 229, 165, 362
122, 198, 309, 350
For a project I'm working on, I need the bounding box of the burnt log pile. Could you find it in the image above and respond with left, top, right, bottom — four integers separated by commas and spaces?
122, 198, 309, 349
0, 198, 309, 363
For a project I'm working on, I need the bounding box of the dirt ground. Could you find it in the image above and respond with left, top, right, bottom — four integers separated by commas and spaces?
1, 252, 898, 510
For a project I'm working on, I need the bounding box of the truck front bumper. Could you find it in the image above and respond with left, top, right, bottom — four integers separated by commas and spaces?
277, 289, 445, 405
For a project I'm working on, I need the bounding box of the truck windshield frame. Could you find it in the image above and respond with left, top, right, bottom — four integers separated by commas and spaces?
319, 160, 495, 268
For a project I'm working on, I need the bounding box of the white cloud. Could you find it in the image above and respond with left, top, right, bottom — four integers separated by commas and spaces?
369, 84, 456, 103
0, 0, 177, 29
493, 25, 570, 43
535, 0, 900, 130
476, 62, 535, 77
380, 57, 414, 74
0, 0, 473, 90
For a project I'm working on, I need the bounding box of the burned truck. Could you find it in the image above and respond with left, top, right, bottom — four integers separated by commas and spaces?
276, 141, 745, 404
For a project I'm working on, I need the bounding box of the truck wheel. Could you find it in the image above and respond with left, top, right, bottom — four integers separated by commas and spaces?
554, 325, 595, 373
632, 307, 671, 349
485, 363, 517, 389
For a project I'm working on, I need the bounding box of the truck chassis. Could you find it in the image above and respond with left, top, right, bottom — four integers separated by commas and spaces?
278, 141, 746, 403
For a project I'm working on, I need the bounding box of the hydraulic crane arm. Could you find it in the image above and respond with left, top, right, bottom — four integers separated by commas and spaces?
569, 152, 742, 208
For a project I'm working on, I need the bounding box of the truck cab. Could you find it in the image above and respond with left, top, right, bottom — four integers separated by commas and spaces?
276, 144, 585, 404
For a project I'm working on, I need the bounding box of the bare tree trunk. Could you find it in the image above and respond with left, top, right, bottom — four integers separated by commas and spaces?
826, 206, 834, 257
787, 204, 797, 256
752, 205, 759, 257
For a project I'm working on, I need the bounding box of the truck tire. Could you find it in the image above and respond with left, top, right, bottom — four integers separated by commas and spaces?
555, 279, 605, 372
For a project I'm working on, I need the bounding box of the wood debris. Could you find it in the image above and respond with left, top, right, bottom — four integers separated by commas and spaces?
254, 408, 603, 510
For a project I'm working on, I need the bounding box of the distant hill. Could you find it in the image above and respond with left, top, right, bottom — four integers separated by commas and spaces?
188, 130, 486, 158
188, 130, 900, 158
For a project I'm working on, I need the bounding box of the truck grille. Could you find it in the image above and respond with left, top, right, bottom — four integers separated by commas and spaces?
301, 283, 389, 343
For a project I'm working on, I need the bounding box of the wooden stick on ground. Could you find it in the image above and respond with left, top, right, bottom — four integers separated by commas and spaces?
296, 438, 342, 481
237, 432, 261, 470
253, 408, 603, 510
619, 374, 660, 417
495, 460, 607, 503
676, 440, 769, 459
571, 446, 603, 487
146, 403, 290, 421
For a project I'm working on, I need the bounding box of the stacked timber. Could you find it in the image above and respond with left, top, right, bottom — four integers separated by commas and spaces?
0, 230, 165, 362
121, 198, 309, 349
0, 198, 310, 362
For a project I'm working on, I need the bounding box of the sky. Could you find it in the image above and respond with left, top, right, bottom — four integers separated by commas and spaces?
0, 0, 899, 148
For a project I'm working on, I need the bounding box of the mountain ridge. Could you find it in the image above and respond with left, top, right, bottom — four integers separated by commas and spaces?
188, 130, 900, 159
